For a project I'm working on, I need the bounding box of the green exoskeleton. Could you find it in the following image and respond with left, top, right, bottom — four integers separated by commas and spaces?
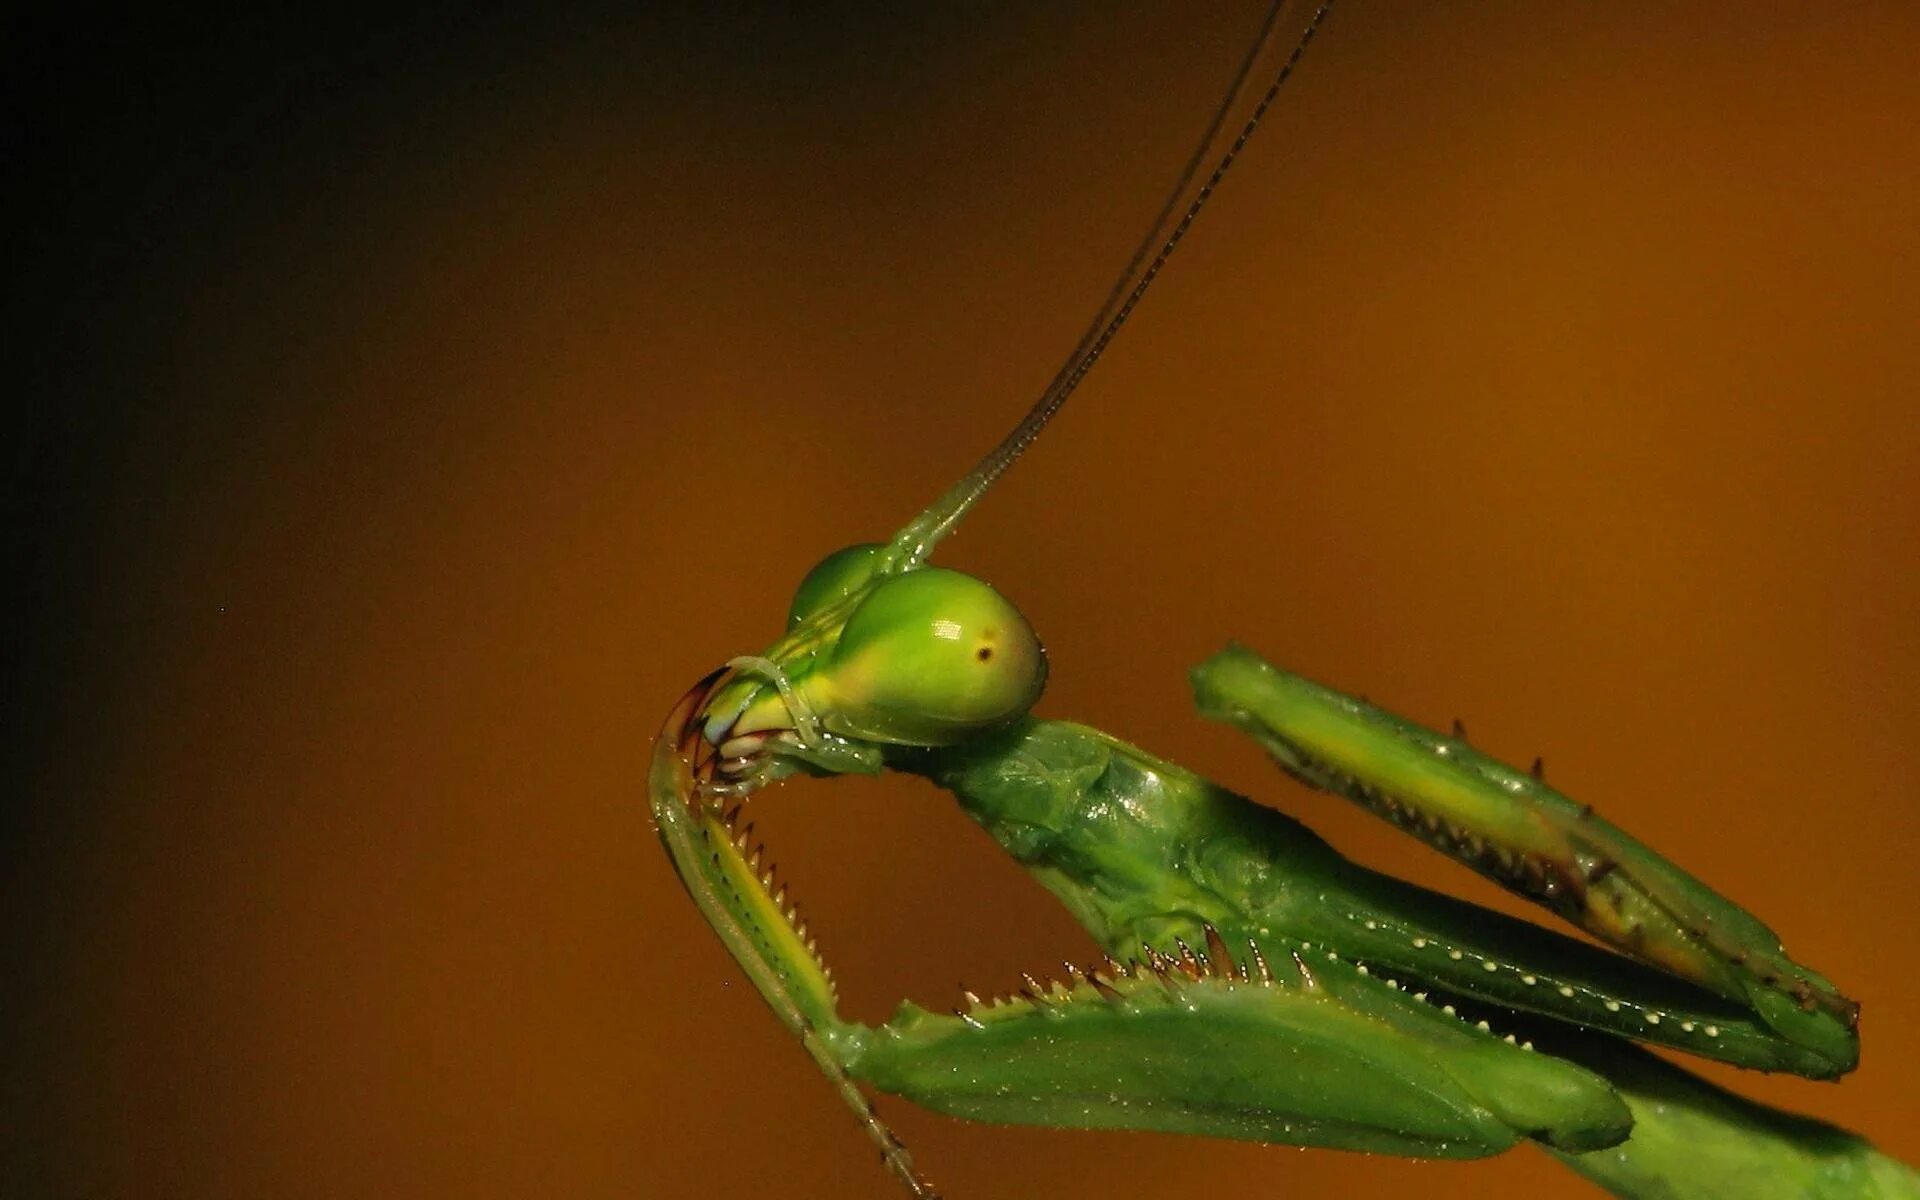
651, 5, 1915, 1197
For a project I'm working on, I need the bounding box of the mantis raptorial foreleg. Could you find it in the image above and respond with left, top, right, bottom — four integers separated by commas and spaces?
850, 938, 1628, 1158
1190, 645, 1859, 1075
653, 666, 1636, 1185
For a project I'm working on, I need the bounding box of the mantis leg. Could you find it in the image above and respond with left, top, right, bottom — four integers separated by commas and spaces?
650, 672, 935, 1194
844, 933, 1628, 1157
1190, 644, 1859, 1075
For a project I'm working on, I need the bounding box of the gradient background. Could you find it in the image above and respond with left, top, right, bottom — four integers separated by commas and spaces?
10, 4, 1918, 1197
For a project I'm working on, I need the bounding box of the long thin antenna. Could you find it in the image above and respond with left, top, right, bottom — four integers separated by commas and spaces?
888, 0, 1336, 567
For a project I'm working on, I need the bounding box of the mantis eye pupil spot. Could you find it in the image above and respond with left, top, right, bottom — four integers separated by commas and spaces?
977, 647, 993, 662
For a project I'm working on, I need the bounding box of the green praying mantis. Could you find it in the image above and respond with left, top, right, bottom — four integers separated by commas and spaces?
650, 5, 1917, 1197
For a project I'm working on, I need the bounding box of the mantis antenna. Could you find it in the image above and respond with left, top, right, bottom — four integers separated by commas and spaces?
887, 0, 1336, 568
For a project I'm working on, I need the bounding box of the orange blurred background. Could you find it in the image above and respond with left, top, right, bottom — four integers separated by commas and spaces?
10, 4, 1918, 1197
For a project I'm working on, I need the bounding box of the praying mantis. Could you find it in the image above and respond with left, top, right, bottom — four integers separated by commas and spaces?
650, 5, 1917, 1197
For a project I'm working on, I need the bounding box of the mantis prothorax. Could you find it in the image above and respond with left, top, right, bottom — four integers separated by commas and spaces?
651, 5, 1913, 1197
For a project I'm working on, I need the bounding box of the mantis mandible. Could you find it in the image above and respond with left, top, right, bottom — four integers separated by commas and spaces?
651, 5, 1916, 1197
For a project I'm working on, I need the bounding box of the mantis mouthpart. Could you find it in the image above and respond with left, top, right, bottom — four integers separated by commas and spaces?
650, 3, 1914, 1197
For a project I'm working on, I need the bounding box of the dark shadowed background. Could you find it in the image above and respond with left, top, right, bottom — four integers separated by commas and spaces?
9, 4, 1918, 1197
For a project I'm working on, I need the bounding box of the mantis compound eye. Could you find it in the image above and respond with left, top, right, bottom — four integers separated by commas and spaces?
822, 567, 1046, 745
787, 543, 885, 630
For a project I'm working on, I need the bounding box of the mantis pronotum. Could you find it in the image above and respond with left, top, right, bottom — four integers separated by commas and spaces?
652, 5, 1915, 1197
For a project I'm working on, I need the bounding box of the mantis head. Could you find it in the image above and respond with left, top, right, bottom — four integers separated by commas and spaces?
685, 544, 1048, 798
